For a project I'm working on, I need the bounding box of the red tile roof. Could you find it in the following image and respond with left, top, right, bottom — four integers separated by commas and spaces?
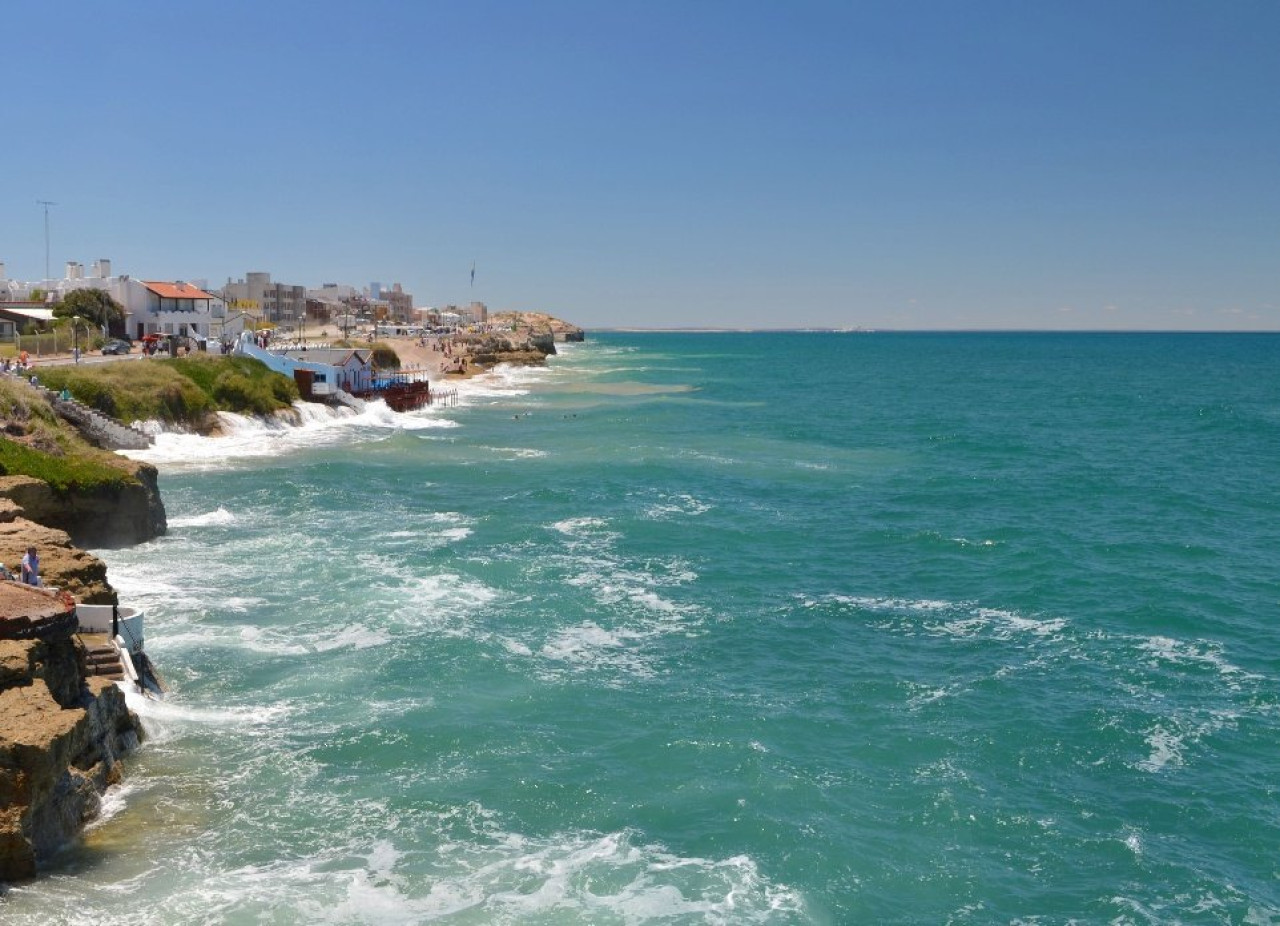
143, 281, 213, 300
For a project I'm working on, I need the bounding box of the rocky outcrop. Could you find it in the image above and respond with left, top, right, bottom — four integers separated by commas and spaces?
0, 652, 141, 880
0, 508, 116, 604
489, 311, 585, 343
0, 462, 166, 549
453, 333, 556, 371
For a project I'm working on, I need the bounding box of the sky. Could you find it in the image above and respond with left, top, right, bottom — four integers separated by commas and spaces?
3, 0, 1278, 330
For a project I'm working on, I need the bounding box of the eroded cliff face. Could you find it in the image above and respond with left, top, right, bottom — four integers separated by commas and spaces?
456, 333, 556, 369
0, 634, 143, 880
0, 461, 166, 549
0, 505, 116, 604
0, 456, 157, 881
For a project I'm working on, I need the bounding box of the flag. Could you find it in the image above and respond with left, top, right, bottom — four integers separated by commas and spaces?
470, 262, 476, 288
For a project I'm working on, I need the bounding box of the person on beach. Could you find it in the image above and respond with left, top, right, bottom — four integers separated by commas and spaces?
20, 546, 39, 586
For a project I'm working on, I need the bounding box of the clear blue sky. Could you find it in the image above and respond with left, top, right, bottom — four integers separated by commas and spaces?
3, 0, 1277, 330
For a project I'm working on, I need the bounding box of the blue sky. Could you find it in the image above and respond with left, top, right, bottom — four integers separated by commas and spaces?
3, 0, 1277, 329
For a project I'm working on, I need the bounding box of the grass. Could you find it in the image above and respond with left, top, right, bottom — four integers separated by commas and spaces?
0, 436, 133, 493
0, 377, 136, 492
33, 355, 299, 425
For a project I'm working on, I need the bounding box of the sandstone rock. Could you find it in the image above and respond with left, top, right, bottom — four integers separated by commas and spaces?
0, 668, 142, 880
0, 518, 114, 604
0, 460, 166, 549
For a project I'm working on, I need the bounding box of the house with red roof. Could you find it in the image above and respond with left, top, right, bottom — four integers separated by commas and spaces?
128, 280, 219, 342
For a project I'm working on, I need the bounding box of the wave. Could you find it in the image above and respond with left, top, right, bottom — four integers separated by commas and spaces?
806, 591, 1273, 778
167, 506, 238, 528
122, 400, 458, 470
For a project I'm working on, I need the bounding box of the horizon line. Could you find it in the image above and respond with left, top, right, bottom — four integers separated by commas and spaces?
587, 326, 1280, 334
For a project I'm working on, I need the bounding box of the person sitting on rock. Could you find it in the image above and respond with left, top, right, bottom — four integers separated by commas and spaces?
20, 546, 39, 586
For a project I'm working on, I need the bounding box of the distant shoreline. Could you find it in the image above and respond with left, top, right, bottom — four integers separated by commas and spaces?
590, 327, 1280, 335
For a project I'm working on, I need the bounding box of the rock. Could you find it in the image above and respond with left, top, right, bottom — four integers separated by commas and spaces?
0, 518, 115, 604
0, 672, 141, 880
0, 616, 143, 881
0, 461, 166, 549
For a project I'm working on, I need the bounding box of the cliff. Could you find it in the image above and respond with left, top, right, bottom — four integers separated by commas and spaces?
0, 586, 143, 880
489, 311, 585, 342
453, 332, 557, 370
0, 464, 166, 550
0, 379, 159, 881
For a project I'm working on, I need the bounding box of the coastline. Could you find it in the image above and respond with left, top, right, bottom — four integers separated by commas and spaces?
0, 315, 581, 884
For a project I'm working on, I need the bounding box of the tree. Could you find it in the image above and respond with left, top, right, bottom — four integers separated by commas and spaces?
54, 289, 126, 337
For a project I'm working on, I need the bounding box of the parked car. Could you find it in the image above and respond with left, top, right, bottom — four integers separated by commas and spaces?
101, 339, 133, 355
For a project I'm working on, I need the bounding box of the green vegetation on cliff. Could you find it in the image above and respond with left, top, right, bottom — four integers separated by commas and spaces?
0, 378, 136, 492
0, 436, 133, 493
35, 355, 299, 426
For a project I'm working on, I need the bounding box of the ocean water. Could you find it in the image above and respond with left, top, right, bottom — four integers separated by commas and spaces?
4, 331, 1280, 924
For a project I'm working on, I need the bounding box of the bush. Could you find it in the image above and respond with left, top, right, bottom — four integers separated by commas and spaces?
370, 343, 401, 369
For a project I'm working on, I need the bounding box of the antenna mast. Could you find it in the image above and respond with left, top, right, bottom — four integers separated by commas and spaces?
36, 200, 58, 282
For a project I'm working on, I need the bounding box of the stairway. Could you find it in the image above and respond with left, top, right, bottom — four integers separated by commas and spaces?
36, 386, 154, 450
84, 643, 125, 681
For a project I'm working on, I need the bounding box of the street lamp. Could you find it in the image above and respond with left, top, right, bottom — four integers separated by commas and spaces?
72, 316, 81, 363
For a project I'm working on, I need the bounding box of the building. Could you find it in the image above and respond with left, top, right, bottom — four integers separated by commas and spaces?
0, 258, 220, 341
128, 281, 217, 341
0, 302, 53, 341
222, 272, 306, 328
384, 283, 413, 323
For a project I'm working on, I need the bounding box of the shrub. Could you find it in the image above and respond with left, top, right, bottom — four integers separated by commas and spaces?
370, 343, 401, 369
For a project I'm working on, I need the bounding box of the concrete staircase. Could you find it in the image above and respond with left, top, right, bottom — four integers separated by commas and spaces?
35, 386, 154, 450
84, 642, 125, 681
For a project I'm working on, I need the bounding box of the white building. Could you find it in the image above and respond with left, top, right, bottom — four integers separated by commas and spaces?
125, 281, 219, 341
0, 258, 219, 340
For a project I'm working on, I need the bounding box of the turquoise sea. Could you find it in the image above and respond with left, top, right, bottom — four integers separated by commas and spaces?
5, 331, 1280, 924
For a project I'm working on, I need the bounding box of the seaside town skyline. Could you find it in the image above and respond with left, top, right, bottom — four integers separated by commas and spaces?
4, 1, 1278, 332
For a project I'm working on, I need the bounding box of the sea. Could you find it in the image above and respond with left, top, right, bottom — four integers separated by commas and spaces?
3, 330, 1279, 924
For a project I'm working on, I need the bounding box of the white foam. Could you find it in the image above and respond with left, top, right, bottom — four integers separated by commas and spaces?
235, 622, 391, 656
123, 400, 456, 470
168, 507, 237, 528
121, 683, 294, 745
810, 595, 1067, 639
644, 493, 713, 520
1136, 725, 1185, 772
85, 777, 140, 830
1138, 635, 1257, 686
552, 516, 612, 536
484, 445, 549, 459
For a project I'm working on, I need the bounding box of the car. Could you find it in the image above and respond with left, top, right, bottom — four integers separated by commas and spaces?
101, 339, 133, 355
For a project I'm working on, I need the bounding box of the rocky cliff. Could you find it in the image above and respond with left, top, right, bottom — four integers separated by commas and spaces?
0, 461, 166, 550
0, 405, 159, 881
454, 332, 557, 370
0, 590, 143, 881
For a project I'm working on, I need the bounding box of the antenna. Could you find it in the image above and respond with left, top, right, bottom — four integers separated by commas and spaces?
36, 200, 57, 282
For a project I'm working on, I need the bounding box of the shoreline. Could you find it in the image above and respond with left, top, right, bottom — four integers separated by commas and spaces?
0, 314, 582, 884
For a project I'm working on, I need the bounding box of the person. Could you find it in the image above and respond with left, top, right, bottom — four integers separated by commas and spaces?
20, 546, 39, 586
